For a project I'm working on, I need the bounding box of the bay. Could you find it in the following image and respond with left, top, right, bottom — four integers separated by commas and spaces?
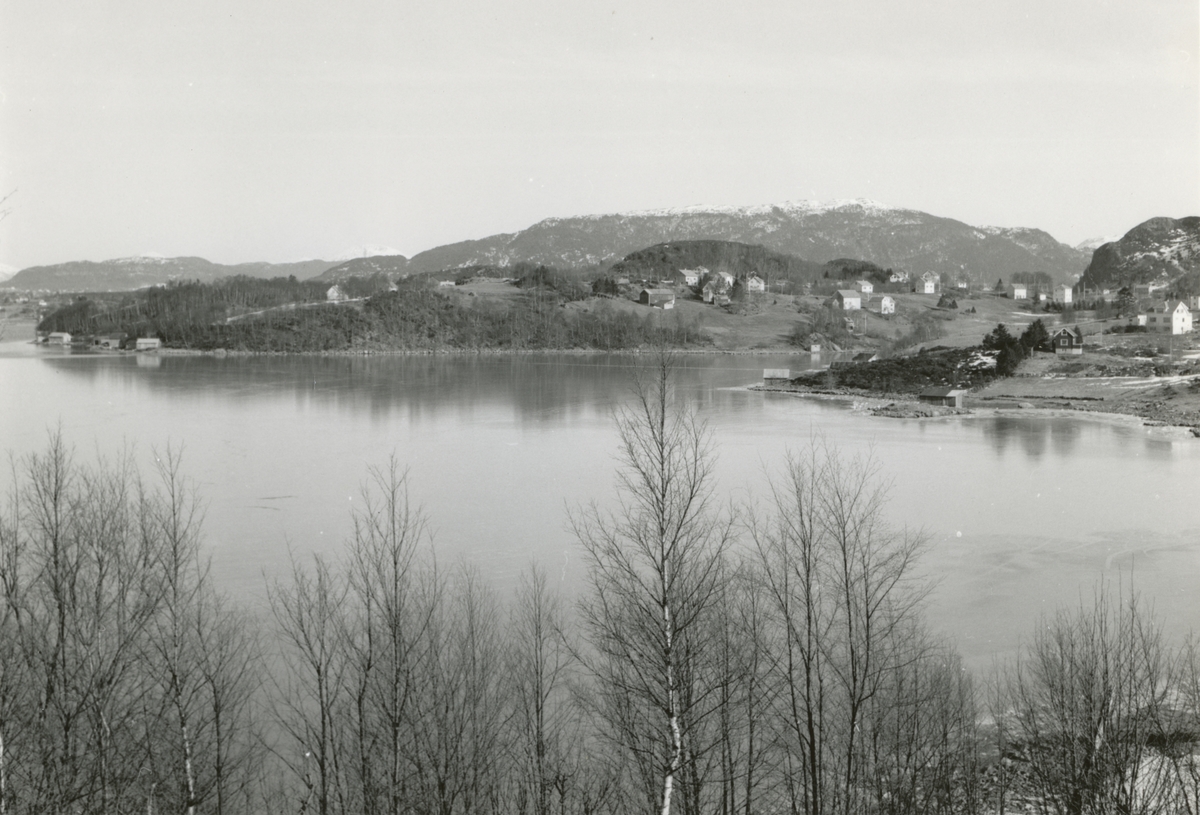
2, 338, 1198, 672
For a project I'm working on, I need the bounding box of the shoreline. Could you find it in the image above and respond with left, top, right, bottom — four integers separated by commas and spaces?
752, 383, 1200, 438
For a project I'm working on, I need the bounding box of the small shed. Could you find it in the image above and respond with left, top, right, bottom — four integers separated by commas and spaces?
639, 288, 676, 309
1050, 326, 1084, 355
835, 290, 862, 310
918, 387, 968, 408
135, 337, 162, 351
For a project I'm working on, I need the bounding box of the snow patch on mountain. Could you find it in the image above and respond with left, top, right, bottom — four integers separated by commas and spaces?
0, 264, 17, 283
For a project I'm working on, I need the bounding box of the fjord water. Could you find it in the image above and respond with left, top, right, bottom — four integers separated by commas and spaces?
2, 340, 1198, 671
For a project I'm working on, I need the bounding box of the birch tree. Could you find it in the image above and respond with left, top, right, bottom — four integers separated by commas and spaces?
574, 354, 733, 815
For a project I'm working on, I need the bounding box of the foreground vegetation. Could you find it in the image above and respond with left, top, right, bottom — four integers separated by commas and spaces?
1, 360, 1198, 815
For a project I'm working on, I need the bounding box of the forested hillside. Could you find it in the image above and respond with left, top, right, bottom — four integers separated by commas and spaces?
36, 274, 707, 352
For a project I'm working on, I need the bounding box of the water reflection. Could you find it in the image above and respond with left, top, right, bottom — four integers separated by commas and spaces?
39, 352, 820, 427
980, 416, 1085, 460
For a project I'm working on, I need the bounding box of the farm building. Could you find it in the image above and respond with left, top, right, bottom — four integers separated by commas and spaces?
878, 295, 895, 315
46, 332, 72, 345
918, 387, 968, 408
1055, 284, 1073, 304
135, 337, 163, 351
745, 274, 766, 293
1007, 283, 1028, 300
857, 279, 874, 294
639, 289, 676, 309
676, 268, 703, 287
916, 273, 939, 294
834, 290, 862, 310
1050, 326, 1084, 355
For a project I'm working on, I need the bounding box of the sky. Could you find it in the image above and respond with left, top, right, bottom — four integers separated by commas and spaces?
0, 0, 1196, 270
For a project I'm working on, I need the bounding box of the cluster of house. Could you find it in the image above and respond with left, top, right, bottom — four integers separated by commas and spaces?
637, 267, 768, 310
1004, 282, 1074, 303
830, 281, 897, 315
40, 331, 162, 351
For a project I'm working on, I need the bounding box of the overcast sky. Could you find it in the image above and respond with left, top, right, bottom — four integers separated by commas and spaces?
0, 0, 1196, 269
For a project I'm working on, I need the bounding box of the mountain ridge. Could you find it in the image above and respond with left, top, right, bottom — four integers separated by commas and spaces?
1078, 216, 1200, 293
6, 256, 341, 291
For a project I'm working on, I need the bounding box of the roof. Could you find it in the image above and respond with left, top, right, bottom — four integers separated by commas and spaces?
1051, 326, 1083, 338
836, 289, 861, 298
919, 387, 968, 398
641, 288, 675, 297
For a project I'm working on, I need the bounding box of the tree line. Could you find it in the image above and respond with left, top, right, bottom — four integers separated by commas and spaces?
36, 276, 708, 352
1, 360, 1198, 815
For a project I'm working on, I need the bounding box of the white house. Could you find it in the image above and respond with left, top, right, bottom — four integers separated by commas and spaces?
1144, 302, 1193, 334
677, 268, 703, 287
1055, 284, 1073, 304
326, 285, 346, 302
1008, 283, 1028, 300
916, 272, 939, 294
889, 270, 909, 283
745, 274, 766, 293
834, 290, 862, 310
135, 337, 162, 351
46, 331, 72, 344
716, 271, 735, 287
878, 295, 895, 315
857, 279, 874, 294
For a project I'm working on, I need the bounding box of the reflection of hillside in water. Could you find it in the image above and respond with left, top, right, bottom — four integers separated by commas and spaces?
43, 353, 817, 427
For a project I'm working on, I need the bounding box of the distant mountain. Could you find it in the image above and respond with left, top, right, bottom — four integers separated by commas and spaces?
0, 264, 16, 283
1075, 235, 1122, 252
6, 256, 341, 291
607, 240, 823, 282
313, 254, 410, 282
1077, 217, 1200, 292
400, 199, 1089, 280
330, 245, 406, 261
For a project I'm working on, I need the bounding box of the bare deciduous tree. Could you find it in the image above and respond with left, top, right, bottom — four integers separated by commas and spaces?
574, 353, 734, 815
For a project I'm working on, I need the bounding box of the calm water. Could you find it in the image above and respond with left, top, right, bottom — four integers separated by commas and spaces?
2, 339, 1198, 671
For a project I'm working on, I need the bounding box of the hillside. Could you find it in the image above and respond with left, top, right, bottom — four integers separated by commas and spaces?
607, 240, 824, 283
1078, 216, 1200, 293
6, 256, 340, 291
403, 199, 1089, 280
313, 254, 411, 282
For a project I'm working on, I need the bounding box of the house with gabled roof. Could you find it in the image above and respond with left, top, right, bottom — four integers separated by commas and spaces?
834, 290, 862, 310
1050, 326, 1084, 355
1144, 302, 1192, 335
